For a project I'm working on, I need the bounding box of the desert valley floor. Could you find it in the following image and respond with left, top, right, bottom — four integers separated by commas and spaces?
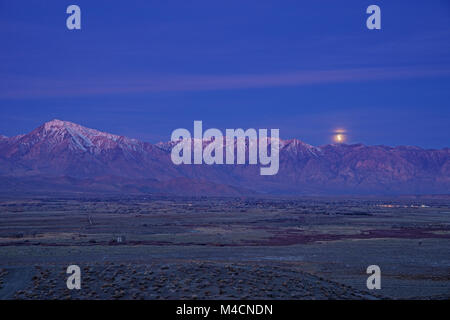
0, 195, 449, 300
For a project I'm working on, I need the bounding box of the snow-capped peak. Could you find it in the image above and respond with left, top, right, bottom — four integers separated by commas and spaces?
43, 119, 121, 141
34, 119, 141, 153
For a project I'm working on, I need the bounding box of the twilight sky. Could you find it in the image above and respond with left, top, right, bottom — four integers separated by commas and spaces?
0, 0, 449, 148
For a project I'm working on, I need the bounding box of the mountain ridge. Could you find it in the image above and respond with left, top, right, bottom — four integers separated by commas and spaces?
0, 119, 448, 195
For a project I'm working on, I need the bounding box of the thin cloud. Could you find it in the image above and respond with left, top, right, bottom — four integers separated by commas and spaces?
1, 66, 450, 99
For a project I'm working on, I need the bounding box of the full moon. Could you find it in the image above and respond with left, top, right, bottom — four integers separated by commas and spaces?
333, 130, 347, 143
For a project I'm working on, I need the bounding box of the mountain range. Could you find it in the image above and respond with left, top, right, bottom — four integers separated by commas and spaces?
0, 119, 448, 196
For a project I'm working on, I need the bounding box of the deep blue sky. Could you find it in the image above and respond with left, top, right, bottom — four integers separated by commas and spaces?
0, 0, 449, 148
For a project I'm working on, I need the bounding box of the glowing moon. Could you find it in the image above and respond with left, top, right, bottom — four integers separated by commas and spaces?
333, 130, 347, 143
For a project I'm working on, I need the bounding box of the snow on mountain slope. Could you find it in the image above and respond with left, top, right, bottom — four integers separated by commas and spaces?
0, 120, 449, 195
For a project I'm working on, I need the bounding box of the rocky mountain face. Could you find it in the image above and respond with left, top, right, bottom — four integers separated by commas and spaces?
0, 120, 448, 195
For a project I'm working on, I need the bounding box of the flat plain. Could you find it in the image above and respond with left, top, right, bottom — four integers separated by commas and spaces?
0, 195, 449, 300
